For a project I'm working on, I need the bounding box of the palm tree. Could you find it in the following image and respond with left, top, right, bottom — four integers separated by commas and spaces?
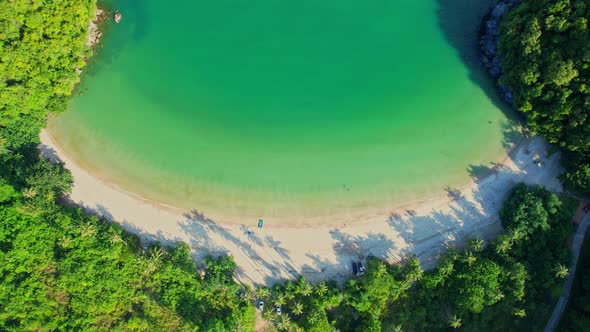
276, 314, 291, 331
0, 137, 12, 154
261, 309, 274, 321
463, 251, 477, 266
284, 281, 296, 301
296, 277, 312, 296
241, 289, 256, 305
510, 228, 524, 241
375, 261, 388, 277
292, 301, 304, 316
554, 264, 569, 279
110, 233, 124, 245
449, 315, 462, 329
315, 281, 328, 297
392, 325, 403, 332
468, 238, 484, 252
22, 188, 37, 199
257, 287, 271, 299
79, 224, 97, 238
274, 294, 286, 307
233, 321, 246, 332
60, 235, 73, 248
149, 246, 165, 262
404, 257, 423, 283
495, 235, 512, 254
513, 308, 526, 317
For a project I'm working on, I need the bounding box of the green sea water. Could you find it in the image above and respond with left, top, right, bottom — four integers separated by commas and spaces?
49, 0, 514, 222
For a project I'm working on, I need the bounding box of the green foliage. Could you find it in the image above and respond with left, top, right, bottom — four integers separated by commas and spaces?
0, 0, 95, 127
0, 2, 254, 329
500, 183, 561, 236
260, 186, 572, 331
378, 185, 574, 332
451, 258, 505, 314
559, 229, 590, 331
0, 184, 17, 204
0, 200, 254, 330
0, 0, 583, 331
498, 0, 590, 193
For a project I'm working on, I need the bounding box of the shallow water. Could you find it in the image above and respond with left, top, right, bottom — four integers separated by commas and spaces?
49, 0, 513, 222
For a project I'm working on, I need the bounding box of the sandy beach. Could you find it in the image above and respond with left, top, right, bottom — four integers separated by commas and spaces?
40, 129, 563, 285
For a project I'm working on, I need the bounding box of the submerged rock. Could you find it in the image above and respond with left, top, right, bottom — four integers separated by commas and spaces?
480, 0, 519, 105
114, 11, 122, 24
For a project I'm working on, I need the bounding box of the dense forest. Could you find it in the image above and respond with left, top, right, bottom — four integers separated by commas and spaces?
0, 167, 576, 330
559, 231, 590, 331
0, 0, 587, 331
498, 0, 590, 193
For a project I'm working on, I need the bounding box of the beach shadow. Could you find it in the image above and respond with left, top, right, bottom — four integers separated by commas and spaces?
264, 235, 292, 261
38, 144, 62, 164
179, 210, 299, 286
444, 186, 463, 200
386, 177, 508, 269
501, 119, 525, 150
329, 229, 395, 260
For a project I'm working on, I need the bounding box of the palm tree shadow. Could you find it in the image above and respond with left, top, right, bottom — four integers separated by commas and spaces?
265, 235, 292, 260
180, 210, 300, 286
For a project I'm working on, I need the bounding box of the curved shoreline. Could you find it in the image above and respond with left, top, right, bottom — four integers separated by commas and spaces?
41, 127, 518, 228
39, 129, 563, 285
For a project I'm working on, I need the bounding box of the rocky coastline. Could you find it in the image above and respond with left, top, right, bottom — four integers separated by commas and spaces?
86, 8, 105, 47
480, 0, 519, 105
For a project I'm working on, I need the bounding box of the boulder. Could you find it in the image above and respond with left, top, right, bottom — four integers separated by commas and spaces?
480, 0, 520, 105
114, 11, 122, 24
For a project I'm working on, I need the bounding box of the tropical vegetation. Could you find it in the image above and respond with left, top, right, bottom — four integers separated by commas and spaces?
253, 184, 575, 331
0, 0, 586, 331
559, 229, 590, 331
498, 0, 590, 193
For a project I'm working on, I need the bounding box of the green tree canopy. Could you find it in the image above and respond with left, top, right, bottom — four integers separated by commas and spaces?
498, 0, 590, 193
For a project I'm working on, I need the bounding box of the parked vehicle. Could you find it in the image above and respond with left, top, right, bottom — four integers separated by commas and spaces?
357, 261, 365, 275
276, 305, 282, 315
352, 261, 359, 276
258, 300, 264, 311
583, 203, 590, 213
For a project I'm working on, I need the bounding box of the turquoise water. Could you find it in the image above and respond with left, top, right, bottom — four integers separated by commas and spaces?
49, 0, 512, 222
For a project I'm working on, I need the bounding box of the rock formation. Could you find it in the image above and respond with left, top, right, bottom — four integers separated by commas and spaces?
114, 11, 122, 24
86, 8, 104, 47
480, 0, 519, 105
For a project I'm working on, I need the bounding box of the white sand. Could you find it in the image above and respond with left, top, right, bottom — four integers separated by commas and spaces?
40, 129, 563, 285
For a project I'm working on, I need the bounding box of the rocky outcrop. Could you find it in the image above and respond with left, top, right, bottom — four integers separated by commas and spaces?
480, 0, 519, 105
114, 11, 122, 24
86, 9, 104, 47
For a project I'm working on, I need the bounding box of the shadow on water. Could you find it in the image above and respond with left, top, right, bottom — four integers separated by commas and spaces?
435, 0, 519, 122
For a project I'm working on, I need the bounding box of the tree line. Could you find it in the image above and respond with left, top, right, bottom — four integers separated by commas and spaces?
253, 184, 575, 331
0, 0, 584, 331
558, 228, 590, 331
498, 0, 590, 194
